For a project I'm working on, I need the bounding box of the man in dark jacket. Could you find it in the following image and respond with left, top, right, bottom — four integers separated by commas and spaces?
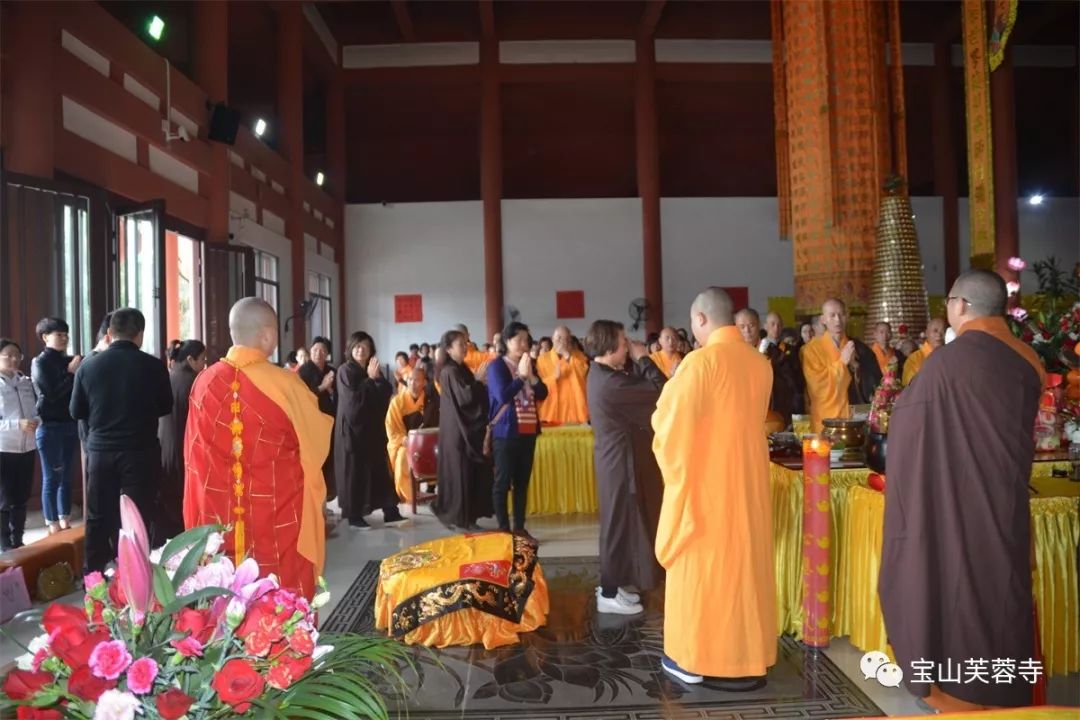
70, 308, 172, 572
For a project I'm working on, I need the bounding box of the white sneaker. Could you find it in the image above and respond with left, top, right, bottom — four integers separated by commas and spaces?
594, 586, 642, 604
596, 592, 643, 615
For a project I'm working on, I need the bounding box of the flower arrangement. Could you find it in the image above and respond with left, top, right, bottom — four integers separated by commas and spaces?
1, 497, 410, 720
867, 358, 903, 434
1006, 256, 1080, 375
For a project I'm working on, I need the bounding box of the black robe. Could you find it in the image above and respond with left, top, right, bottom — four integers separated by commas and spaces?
299, 361, 337, 501
586, 358, 666, 593
848, 339, 883, 405
765, 340, 805, 423
433, 359, 494, 528
334, 362, 396, 519
879, 329, 1042, 707
155, 364, 197, 546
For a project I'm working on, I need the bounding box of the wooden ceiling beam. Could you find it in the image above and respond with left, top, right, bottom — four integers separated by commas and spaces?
391, 0, 418, 42
639, 0, 667, 38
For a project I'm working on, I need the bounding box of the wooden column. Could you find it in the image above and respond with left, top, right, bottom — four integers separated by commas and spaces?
193, 0, 229, 244
480, 35, 504, 341
4, 2, 56, 177
635, 35, 663, 335
278, 2, 307, 343
990, 46, 1020, 283
327, 69, 347, 202
932, 41, 960, 289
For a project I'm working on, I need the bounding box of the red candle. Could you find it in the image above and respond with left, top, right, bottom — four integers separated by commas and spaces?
802, 434, 832, 648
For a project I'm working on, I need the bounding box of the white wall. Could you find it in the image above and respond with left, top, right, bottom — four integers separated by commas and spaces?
346, 197, 1078, 352
229, 215, 294, 357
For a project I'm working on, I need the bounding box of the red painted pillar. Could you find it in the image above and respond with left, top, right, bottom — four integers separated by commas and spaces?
278, 2, 307, 343
932, 42, 960, 290
480, 35, 504, 340
4, 2, 56, 177
193, 0, 230, 245
327, 69, 346, 202
991, 46, 1020, 284
635, 35, 663, 334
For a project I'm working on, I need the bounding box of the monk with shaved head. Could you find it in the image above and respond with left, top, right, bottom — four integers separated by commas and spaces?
881, 269, 1045, 712
184, 297, 333, 599
901, 317, 946, 386
651, 287, 777, 686
536, 325, 590, 425
648, 326, 684, 378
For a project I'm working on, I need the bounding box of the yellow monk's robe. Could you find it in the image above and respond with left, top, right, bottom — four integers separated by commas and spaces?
536, 349, 590, 425
184, 346, 332, 599
385, 388, 430, 503
463, 343, 487, 374
801, 335, 852, 433
648, 350, 682, 379
901, 341, 935, 386
652, 326, 777, 678
871, 343, 895, 375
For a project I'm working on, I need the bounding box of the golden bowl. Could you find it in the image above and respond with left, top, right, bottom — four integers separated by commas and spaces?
821, 418, 868, 461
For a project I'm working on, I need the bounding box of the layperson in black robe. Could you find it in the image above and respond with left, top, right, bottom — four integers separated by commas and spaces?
880, 270, 1045, 711
334, 332, 404, 529
299, 337, 338, 501
585, 320, 666, 613
156, 340, 206, 546
766, 329, 806, 423
433, 330, 494, 530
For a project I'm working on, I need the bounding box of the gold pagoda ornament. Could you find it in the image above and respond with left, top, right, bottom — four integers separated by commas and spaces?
864, 176, 930, 345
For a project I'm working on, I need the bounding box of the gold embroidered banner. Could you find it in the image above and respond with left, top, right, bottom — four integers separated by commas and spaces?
989, 0, 1019, 71
887, 0, 907, 183
962, 0, 996, 265
771, 0, 791, 241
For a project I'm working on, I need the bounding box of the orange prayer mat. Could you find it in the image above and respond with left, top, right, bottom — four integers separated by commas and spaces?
374, 532, 549, 650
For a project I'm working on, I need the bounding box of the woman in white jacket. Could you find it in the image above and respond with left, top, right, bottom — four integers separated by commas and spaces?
0, 338, 40, 550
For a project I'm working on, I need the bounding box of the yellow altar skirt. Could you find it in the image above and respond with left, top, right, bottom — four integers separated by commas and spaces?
374, 532, 550, 650
525, 425, 598, 515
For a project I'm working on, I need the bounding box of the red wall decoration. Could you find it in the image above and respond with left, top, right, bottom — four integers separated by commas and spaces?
394, 294, 423, 323
723, 286, 749, 312
555, 290, 585, 319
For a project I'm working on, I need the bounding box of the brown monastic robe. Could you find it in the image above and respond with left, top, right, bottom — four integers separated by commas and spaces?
880, 317, 1044, 707
586, 358, 666, 593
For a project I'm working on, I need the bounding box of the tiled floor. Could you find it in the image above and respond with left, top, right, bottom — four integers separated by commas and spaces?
2, 506, 1077, 717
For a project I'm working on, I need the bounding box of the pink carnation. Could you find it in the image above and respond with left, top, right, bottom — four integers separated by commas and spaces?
1010, 306, 1029, 322
1007, 256, 1027, 272
169, 636, 204, 658
124, 657, 158, 694
84, 572, 105, 592
89, 640, 133, 680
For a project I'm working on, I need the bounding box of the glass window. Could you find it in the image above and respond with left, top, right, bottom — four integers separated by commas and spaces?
255, 250, 281, 363
58, 200, 92, 356
307, 270, 332, 352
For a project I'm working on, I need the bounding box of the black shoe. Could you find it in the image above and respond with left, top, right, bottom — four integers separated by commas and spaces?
349, 518, 371, 529
383, 507, 406, 525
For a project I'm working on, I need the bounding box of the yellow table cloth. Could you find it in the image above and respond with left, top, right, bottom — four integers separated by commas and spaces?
526, 425, 598, 515
770, 461, 1079, 677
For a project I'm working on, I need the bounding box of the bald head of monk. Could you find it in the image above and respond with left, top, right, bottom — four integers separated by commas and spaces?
925, 318, 947, 349
690, 287, 734, 346
821, 299, 848, 343
947, 269, 1008, 332
407, 365, 427, 397
735, 308, 761, 346
765, 312, 783, 342
811, 315, 825, 338
658, 327, 679, 354
552, 325, 572, 355
229, 297, 279, 358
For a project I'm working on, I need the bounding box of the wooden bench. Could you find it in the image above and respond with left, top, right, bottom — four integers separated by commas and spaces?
0, 527, 84, 600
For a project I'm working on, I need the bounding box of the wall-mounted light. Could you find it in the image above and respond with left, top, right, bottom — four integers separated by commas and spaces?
1028, 193, 1045, 206
253, 118, 267, 137
315, 171, 325, 187
148, 15, 165, 41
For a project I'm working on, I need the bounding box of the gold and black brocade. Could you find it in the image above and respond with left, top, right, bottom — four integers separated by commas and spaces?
389, 536, 540, 637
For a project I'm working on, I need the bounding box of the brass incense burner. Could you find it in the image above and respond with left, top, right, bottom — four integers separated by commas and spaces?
821, 418, 868, 462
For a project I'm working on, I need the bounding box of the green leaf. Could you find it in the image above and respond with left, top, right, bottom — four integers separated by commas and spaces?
161, 587, 233, 616
171, 534, 210, 592
153, 564, 176, 607
158, 524, 222, 566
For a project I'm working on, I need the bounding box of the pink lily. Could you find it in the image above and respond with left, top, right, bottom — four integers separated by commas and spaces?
117, 496, 152, 624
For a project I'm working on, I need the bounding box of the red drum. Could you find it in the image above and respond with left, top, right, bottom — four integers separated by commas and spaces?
406, 428, 439, 480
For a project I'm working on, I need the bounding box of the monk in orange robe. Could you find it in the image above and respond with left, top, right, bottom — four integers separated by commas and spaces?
536, 326, 589, 425
184, 299, 332, 600
647, 327, 683, 378
871, 321, 895, 374
385, 366, 439, 503
454, 324, 488, 375
801, 298, 881, 433
652, 287, 776, 685
901, 317, 945, 386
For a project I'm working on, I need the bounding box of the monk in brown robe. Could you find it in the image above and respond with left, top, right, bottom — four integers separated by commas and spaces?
648, 327, 683, 379
881, 270, 1045, 712
537, 326, 590, 425
385, 366, 440, 503
801, 299, 881, 432
901, 317, 945, 386
738, 309, 804, 425
871, 322, 896, 374
764, 312, 783, 344
652, 287, 776, 686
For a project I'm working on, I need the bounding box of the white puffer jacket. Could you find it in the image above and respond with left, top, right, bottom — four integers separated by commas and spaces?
0, 371, 39, 453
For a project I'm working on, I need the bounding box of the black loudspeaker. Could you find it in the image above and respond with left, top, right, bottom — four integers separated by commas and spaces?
207, 102, 240, 145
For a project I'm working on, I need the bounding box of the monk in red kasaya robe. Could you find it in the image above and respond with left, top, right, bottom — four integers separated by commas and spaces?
184, 299, 332, 599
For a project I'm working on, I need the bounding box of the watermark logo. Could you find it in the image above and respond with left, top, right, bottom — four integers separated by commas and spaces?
860, 652, 1044, 687
861, 651, 904, 687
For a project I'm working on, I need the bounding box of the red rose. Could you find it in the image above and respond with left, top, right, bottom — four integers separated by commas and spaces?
67, 665, 114, 702
51, 627, 109, 670
266, 663, 294, 690
17, 708, 63, 719
287, 628, 314, 656
244, 630, 272, 657
284, 654, 312, 680
175, 608, 213, 644
156, 688, 195, 720
2, 669, 53, 701
42, 604, 87, 637
211, 659, 265, 712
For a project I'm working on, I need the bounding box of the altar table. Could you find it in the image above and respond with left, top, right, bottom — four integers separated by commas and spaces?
769, 461, 1079, 677
526, 425, 598, 515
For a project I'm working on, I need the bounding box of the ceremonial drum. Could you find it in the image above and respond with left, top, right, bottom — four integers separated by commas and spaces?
406, 428, 439, 480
